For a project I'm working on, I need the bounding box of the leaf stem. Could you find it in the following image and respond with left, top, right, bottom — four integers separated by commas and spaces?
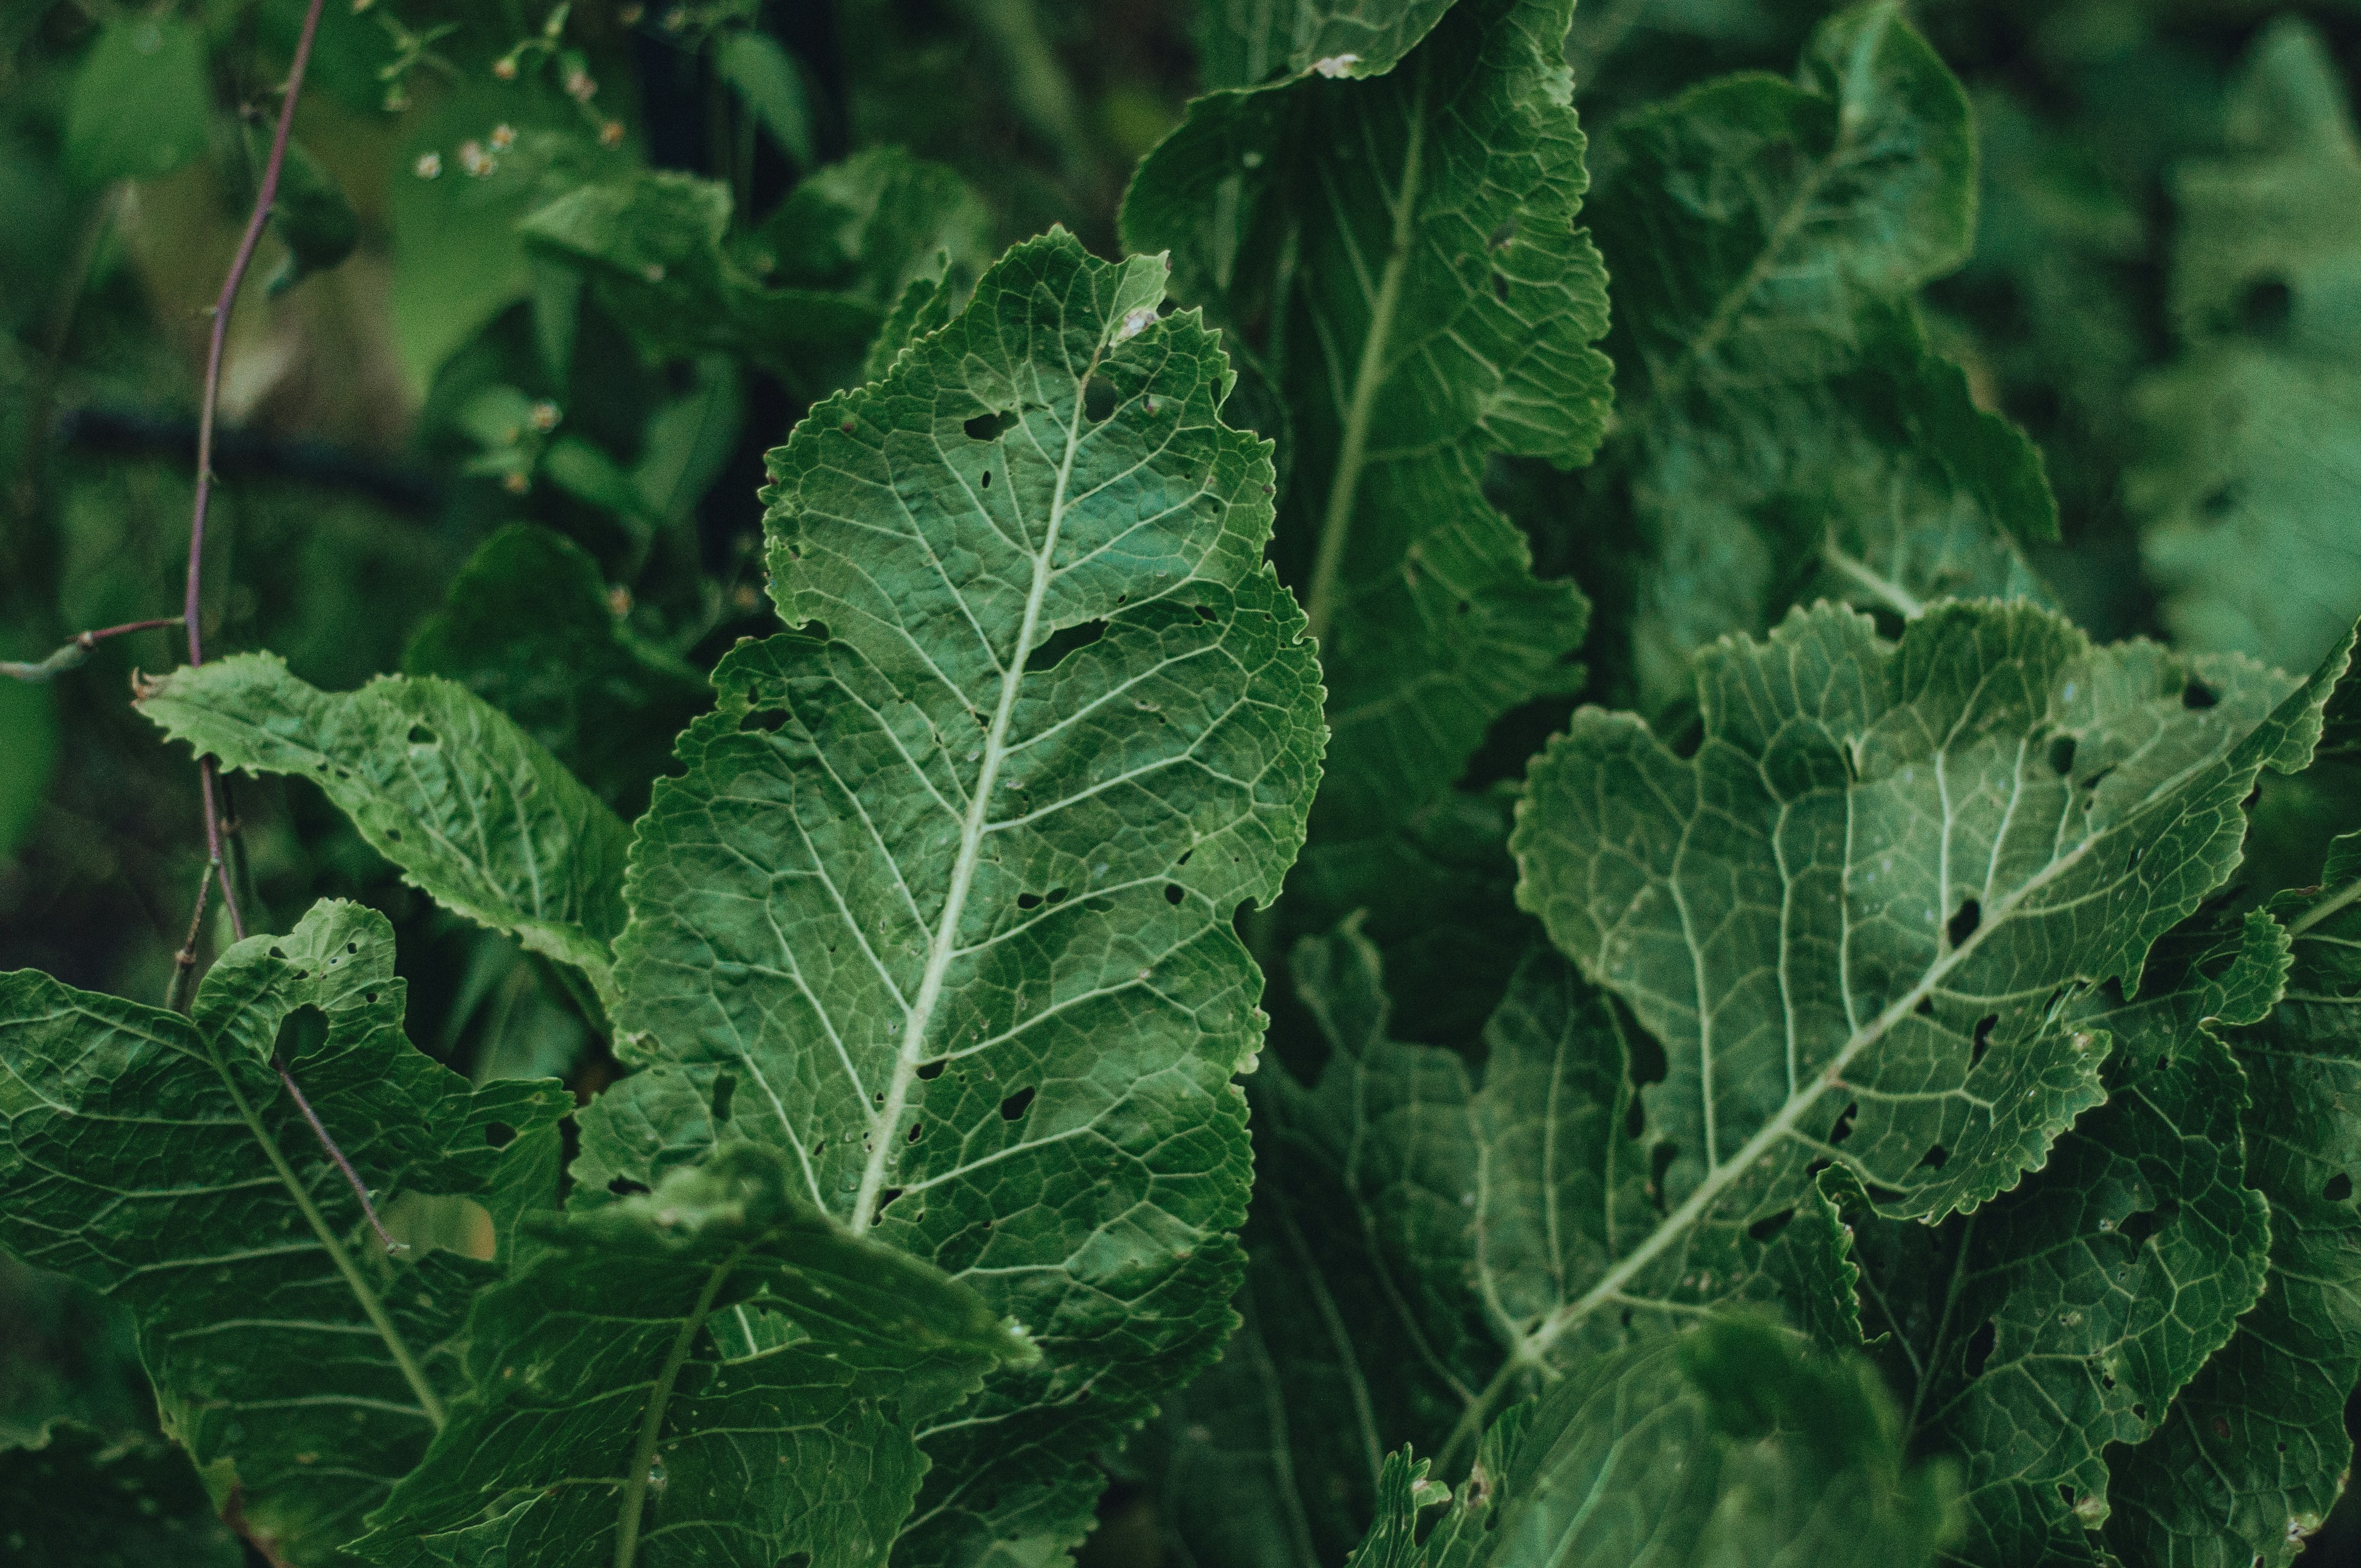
615, 1259, 737, 1568
213, 1041, 447, 1431
0, 617, 182, 682
2289, 874, 2361, 938
1301, 57, 1428, 650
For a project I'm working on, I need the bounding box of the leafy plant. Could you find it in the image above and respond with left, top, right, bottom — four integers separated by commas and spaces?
9, 3, 2361, 1568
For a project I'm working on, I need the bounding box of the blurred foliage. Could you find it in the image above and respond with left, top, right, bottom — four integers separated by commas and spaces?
5, 0, 2361, 1561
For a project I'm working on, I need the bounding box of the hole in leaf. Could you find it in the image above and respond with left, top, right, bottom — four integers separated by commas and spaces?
407, 725, 436, 745
1948, 898, 1981, 947
1914, 995, 1935, 1018
484, 1122, 516, 1148
1919, 1143, 1950, 1169
1193, 603, 1217, 622
1046, 886, 1068, 905
711, 1072, 737, 1124
740, 707, 788, 734
2059, 1484, 2076, 1509
916, 1058, 946, 1080
1963, 1319, 1997, 1378
965, 410, 1018, 442
1165, 883, 1185, 905
1176, 848, 1194, 866
2120, 1200, 2178, 1249
1747, 1207, 1796, 1243
1024, 619, 1106, 673
273, 1005, 328, 1069
1624, 1094, 1645, 1142
2183, 678, 2218, 710
1972, 1013, 1998, 1066
873, 1188, 904, 1224
386, 828, 402, 842
1827, 1101, 1859, 1146
907, 1121, 923, 1144
608, 1177, 651, 1197
2048, 735, 2077, 776
2239, 276, 2293, 335
1016, 892, 1043, 910
2326, 1173, 2353, 1202
1082, 376, 1118, 423
999, 1087, 1037, 1121
980, 470, 993, 489
346, 941, 358, 955
2132, 1403, 2147, 1422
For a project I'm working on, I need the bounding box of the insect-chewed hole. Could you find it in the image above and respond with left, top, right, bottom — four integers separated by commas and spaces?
608, 1177, 651, 1197
999, 1087, 1037, 1122
1919, 1143, 1950, 1169
484, 1122, 516, 1148
1963, 1319, 1998, 1379
1164, 883, 1185, 905
407, 725, 436, 746
872, 1189, 904, 1225
711, 1072, 737, 1124
964, 409, 1019, 442
1016, 892, 1043, 911
2183, 678, 2219, 710
739, 706, 788, 734
1024, 619, 1106, 673
2048, 735, 2076, 776
1913, 995, 1935, 1018
1193, 603, 1217, 622
1972, 1012, 1999, 1066
1045, 886, 1068, 905
915, 1058, 947, 1081
2120, 1200, 2177, 1249
2058, 1484, 2077, 1510
1082, 375, 1118, 423
273, 1005, 329, 1068
2326, 1172, 2354, 1202
907, 1121, 924, 1144
1948, 897, 1982, 947
1648, 1140, 1678, 1200
1746, 1207, 1795, 1244
981, 470, 993, 489
1827, 1101, 1859, 1146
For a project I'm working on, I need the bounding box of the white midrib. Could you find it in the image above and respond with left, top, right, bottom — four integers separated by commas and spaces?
1438, 820, 2102, 1466
1300, 56, 1427, 650
847, 349, 1103, 1231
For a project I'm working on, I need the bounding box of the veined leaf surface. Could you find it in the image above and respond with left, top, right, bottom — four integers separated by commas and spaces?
0, 900, 568, 1566
140, 654, 631, 1008
355, 1146, 1028, 1568
1124, 0, 1612, 838
581, 230, 1325, 1567
1575, 2, 2054, 710
1194, 0, 1456, 89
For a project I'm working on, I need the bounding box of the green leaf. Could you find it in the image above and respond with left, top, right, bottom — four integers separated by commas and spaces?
714, 30, 815, 167
138, 652, 632, 1008
404, 522, 712, 818
245, 130, 360, 296
1124, 0, 1613, 839
1579, 3, 2053, 710
580, 230, 1324, 1566
0, 900, 569, 1566
0, 1428, 242, 1568
1347, 1317, 1955, 1568
64, 18, 212, 188
1842, 907, 2288, 1565
2103, 832, 2361, 1565
524, 150, 991, 399
1193, 0, 1456, 89
2131, 19, 2361, 677
353, 1145, 1029, 1568
1505, 604, 2349, 1424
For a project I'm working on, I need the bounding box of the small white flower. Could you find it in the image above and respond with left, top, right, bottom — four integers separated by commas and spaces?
413, 151, 442, 179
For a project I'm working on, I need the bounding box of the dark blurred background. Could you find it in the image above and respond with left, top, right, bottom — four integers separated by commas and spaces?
5, 0, 2361, 1562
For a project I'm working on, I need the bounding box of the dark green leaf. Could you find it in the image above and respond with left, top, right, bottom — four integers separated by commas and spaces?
582, 230, 1325, 1566
1194, 0, 1456, 89
0, 1428, 242, 1568
65, 18, 211, 188
0, 900, 569, 1566
353, 1145, 1029, 1568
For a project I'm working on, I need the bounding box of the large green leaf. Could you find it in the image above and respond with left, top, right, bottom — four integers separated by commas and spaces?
354, 1145, 1029, 1568
2131, 19, 2361, 677
2102, 832, 2361, 1565
1575, 2, 2053, 711
0, 900, 568, 1566
1124, 0, 1612, 839
1503, 603, 2348, 1435
579, 230, 1325, 1567
1842, 907, 2288, 1565
1344, 1316, 1955, 1568
64, 17, 211, 188
139, 654, 632, 1008
403, 522, 712, 818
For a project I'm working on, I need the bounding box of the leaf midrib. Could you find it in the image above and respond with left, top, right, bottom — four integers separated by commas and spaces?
613, 1254, 738, 1568
1301, 52, 1428, 650
846, 329, 1109, 1231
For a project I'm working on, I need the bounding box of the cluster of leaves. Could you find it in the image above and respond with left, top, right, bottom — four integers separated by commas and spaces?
10, 3, 2361, 1568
